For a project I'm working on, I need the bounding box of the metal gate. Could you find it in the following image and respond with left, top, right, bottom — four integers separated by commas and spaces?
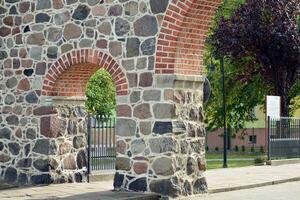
268, 117, 300, 160
87, 115, 116, 174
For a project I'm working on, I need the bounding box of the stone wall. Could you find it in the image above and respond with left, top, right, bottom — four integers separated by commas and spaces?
0, 0, 221, 198
114, 75, 207, 198
0, 96, 87, 185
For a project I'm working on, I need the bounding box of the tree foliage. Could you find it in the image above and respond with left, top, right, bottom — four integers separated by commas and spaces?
85, 69, 116, 116
209, 0, 300, 116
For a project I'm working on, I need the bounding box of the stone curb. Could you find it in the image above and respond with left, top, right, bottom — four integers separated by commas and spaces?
208, 176, 300, 194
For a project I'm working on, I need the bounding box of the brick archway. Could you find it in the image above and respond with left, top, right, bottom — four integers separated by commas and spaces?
155, 0, 221, 75
42, 49, 128, 97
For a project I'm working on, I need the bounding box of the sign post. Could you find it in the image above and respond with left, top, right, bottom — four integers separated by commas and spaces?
265, 96, 281, 160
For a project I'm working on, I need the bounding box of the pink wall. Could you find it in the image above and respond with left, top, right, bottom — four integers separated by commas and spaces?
206, 128, 267, 149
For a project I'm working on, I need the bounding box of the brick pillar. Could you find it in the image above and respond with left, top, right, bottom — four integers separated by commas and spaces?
114, 74, 207, 198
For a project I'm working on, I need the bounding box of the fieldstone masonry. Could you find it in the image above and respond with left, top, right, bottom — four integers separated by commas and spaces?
0, 0, 221, 198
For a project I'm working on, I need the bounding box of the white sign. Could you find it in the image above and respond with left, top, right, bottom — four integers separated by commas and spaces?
266, 96, 281, 118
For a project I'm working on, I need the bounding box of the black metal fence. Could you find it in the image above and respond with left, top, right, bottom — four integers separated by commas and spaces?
87, 115, 116, 174
268, 117, 300, 160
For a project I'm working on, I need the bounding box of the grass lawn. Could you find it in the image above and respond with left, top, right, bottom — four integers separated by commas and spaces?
206, 151, 266, 170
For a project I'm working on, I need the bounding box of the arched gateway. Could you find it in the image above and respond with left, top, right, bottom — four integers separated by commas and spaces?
0, 0, 221, 198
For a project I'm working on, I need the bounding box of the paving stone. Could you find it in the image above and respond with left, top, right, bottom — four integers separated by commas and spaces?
63, 23, 82, 40
31, 174, 51, 185
73, 136, 85, 148
0, 153, 10, 163
4, 167, 17, 184
140, 121, 152, 135
72, 5, 90, 20
26, 128, 36, 139
193, 178, 207, 194
139, 72, 153, 87
133, 103, 152, 119
18, 173, 28, 185
27, 32, 45, 45
76, 149, 86, 169
150, 178, 180, 197
129, 177, 147, 192
134, 15, 158, 36
32, 139, 50, 155
126, 38, 140, 57
115, 18, 130, 36
141, 38, 156, 55
92, 5, 106, 16
116, 118, 136, 137
133, 162, 147, 174
47, 46, 58, 58
117, 105, 131, 117
25, 91, 38, 104
36, 0, 51, 10
109, 41, 122, 57
98, 21, 111, 35
149, 137, 178, 153
36, 13, 50, 23
17, 78, 30, 91
96, 39, 107, 49
116, 140, 127, 154
4, 94, 15, 105
116, 157, 131, 171
54, 11, 71, 25
0, 127, 11, 139
63, 154, 76, 169
153, 103, 174, 119
127, 73, 138, 88
53, 0, 63, 9
122, 59, 135, 71
6, 77, 17, 89
0, 26, 11, 37
108, 5, 122, 16
125, 1, 138, 16
17, 158, 32, 168
113, 172, 124, 188
6, 115, 19, 125
136, 57, 147, 70
131, 139, 146, 155
8, 142, 20, 155
59, 142, 72, 155
153, 121, 173, 134
47, 27, 62, 42
143, 90, 161, 101
30, 46, 42, 60
150, 0, 169, 14
152, 157, 174, 176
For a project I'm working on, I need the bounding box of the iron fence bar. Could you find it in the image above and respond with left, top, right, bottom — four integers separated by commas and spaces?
105, 115, 108, 170
268, 116, 271, 160
87, 114, 91, 182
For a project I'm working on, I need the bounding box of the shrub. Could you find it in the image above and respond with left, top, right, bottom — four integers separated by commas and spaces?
206, 146, 209, 151
234, 145, 239, 152
242, 145, 245, 152
215, 147, 219, 151
260, 146, 265, 153
254, 156, 267, 165
85, 69, 116, 116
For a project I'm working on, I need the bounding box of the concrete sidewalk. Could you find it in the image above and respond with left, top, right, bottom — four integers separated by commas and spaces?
2, 163, 300, 199
205, 163, 300, 193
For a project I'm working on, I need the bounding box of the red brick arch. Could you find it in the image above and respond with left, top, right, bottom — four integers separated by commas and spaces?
42, 49, 128, 97
155, 0, 221, 75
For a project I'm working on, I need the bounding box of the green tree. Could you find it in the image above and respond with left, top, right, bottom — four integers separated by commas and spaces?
205, 0, 300, 132
209, 0, 300, 116
85, 69, 116, 116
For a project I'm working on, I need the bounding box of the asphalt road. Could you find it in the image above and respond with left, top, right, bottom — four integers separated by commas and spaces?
199, 181, 300, 200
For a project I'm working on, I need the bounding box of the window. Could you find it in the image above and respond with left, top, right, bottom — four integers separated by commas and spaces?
249, 135, 257, 144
